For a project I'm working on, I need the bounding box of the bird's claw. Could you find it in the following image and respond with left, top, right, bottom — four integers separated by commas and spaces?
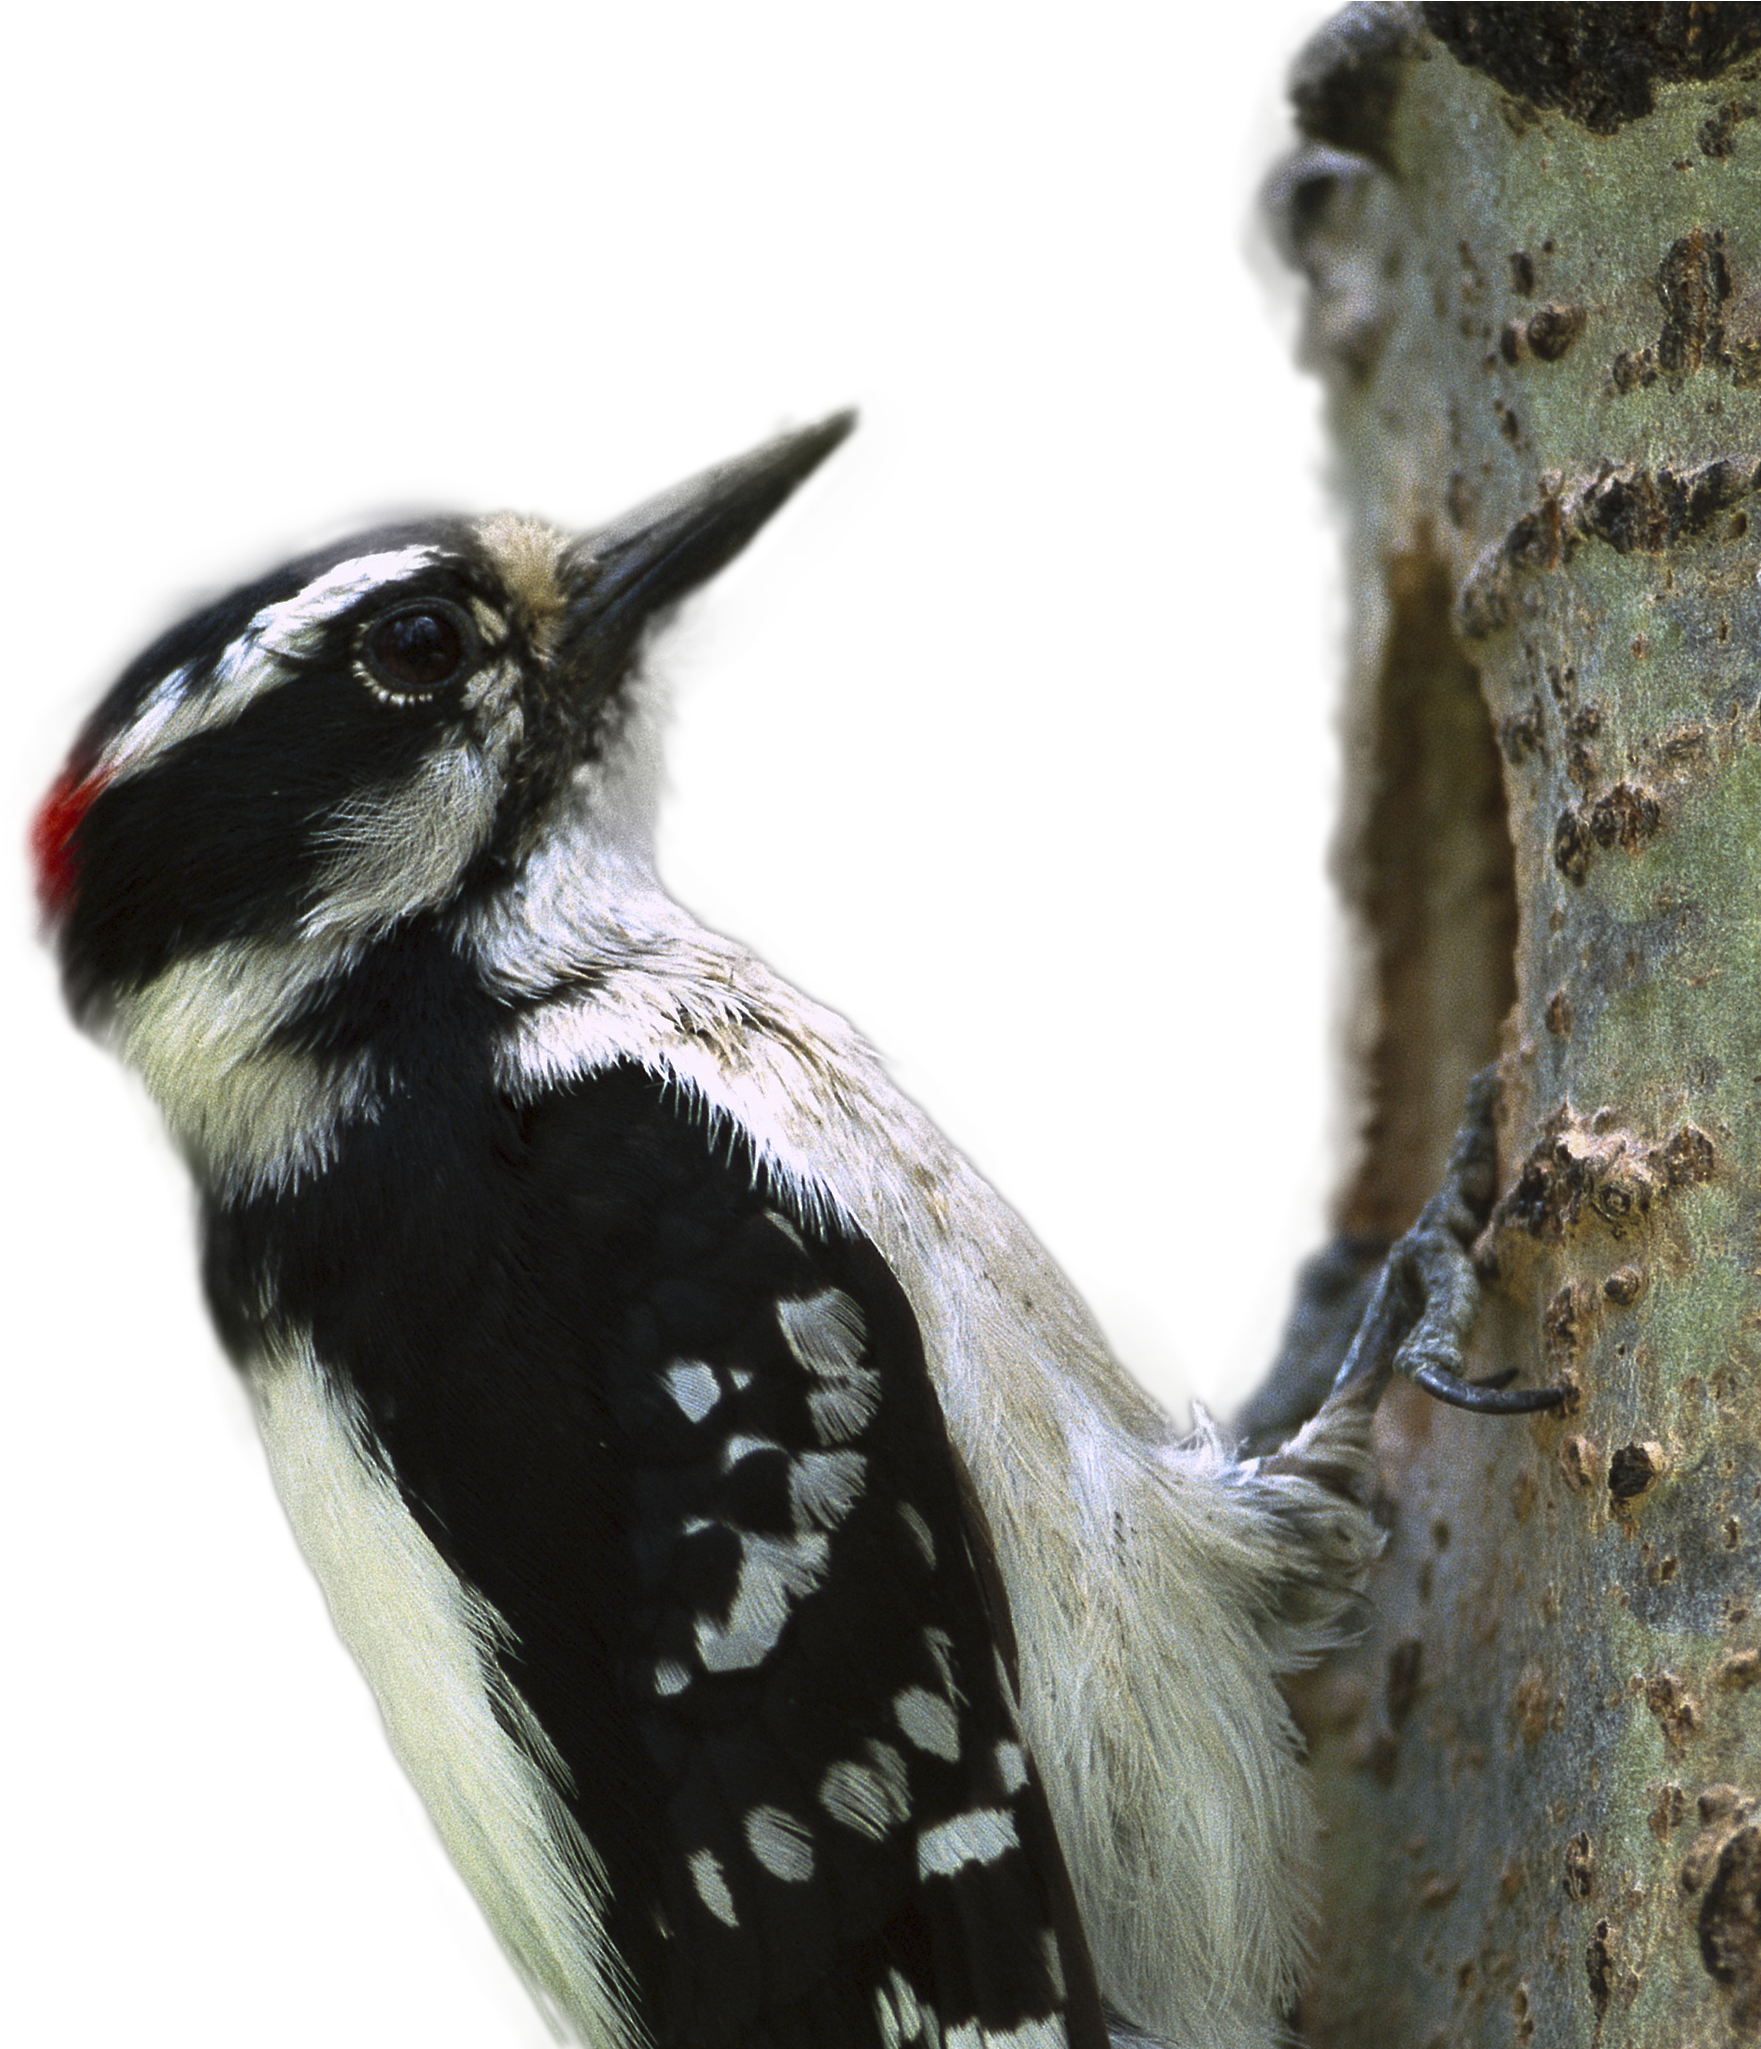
1334, 1068, 1569, 1415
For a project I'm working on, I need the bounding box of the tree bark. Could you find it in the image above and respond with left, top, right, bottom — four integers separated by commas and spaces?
1272, 7, 1761, 2043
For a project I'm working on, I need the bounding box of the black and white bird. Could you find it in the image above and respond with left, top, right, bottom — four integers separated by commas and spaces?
35, 417, 1397, 2049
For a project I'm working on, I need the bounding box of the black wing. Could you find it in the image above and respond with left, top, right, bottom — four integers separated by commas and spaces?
245, 1058, 1109, 2049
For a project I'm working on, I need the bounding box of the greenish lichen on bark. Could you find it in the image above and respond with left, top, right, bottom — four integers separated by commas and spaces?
1274, 7, 1761, 2043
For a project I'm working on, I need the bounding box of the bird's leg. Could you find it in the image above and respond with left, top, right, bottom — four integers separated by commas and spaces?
1331, 1067, 1568, 1416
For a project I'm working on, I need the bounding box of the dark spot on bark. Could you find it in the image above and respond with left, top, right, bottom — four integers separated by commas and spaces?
1699, 97, 1758, 157
1289, 3, 1417, 169
1496, 398, 1522, 441
1588, 782, 1661, 853
1558, 1434, 1597, 1490
1545, 986, 1573, 1035
1555, 806, 1593, 883
1445, 467, 1475, 527
1510, 249, 1536, 292
1657, 228, 1733, 371
1498, 697, 1544, 761
1499, 318, 1525, 363
1528, 302, 1586, 359
1662, 1125, 1716, 1185
1567, 703, 1602, 741
1423, 5, 1761, 134
1587, 1919, 1614, 2018
1719, 1650, 1761, 1690
1386, 1637, 1423, 1727
1564, 1829, 1595, 1898
1699, 1823, 1761, 2028
1544, 1280, 1593, 1361
1644, 1669, 1700, 1754
1611, 1442, 1665, 1500
1603, 1264, 1644, 1304
1612, 346, 1658, 391
1651, 1782, 1687, 1838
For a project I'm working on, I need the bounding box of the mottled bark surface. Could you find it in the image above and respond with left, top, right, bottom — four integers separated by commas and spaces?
1274, 7, 1761, 2043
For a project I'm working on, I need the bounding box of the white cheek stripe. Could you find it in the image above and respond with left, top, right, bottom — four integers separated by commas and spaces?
250, 1336, 638, 2049
305, 740, 499, 943
116, 937, 380, 1201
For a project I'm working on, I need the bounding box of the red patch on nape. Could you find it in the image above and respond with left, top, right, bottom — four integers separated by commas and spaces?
7, 737, 110, 922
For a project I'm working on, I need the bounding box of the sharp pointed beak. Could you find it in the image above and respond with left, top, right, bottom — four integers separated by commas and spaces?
561, 391, 889, 688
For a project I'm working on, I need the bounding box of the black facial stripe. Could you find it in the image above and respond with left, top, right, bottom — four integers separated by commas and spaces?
53, 517, 563, 1011
68, 520, 481, 782
61, 675, 452, 1001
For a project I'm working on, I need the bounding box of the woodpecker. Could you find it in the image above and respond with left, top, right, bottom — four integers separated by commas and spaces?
32, 417, 1532, 2049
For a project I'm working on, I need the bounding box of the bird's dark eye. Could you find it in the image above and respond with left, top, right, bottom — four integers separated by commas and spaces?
362, 604, 471, 697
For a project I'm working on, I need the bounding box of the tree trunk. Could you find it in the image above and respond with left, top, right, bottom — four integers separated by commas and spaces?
1273, 7, 1761, 2043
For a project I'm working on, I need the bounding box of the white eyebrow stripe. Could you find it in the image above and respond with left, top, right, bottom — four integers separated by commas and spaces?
104, 545, 442, 786
245, 546, 443, 656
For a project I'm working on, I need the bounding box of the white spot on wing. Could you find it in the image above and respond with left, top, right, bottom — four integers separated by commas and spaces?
808, 1378, 880, 1444
893, 1685, 961, 1761
779, 1289, 881, 1443
789, 1449, 866, 1531
743, 1803, 815, 1882
898, 1502, 937, 1570
874, 1979, 904, 2049
721, 1433, 782, 1472
945, 2023, 1063, 2049
688, 1848, 739, 1927
921, 1626, 956, 1699
663, 1360, 720, 1423
695, 1532, 828, 1672
994, 1740, 1028, 1795
818, 1740, 911, 1839
654, 1660, 690, 1697
915, 1807, 1019, 1880
1040, 1928, 1065, 2000
880, 1966, 942, 2045
767, 1208, 806, 1251
777, 1287, 867, 1378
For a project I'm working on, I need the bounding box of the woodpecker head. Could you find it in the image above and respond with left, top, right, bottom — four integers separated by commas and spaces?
34, 414, 854, 1033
